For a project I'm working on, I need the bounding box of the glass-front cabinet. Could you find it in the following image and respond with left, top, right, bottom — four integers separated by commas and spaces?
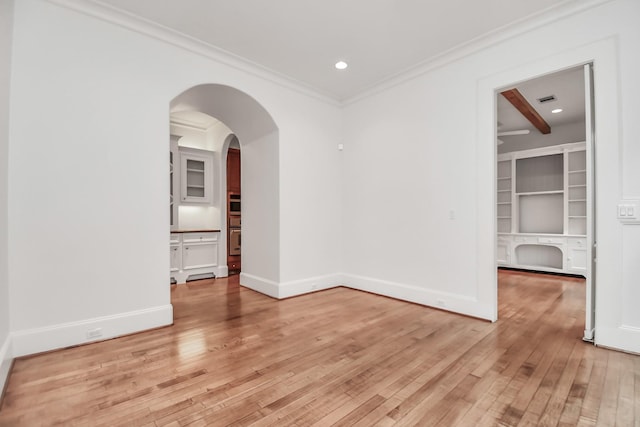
180, 149, 213, 204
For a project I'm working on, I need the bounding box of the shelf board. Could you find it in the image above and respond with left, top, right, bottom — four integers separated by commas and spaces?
187, 185, 205, 189
186, 168, 205, 173
497, 177, 511, 180
516, 190, 563, 196
568, 184, 586, 188
569, 199, 587, 203
497, 190, 511, 193
497, 216, 512, 219
568, 169, 587, 174
497, 202, 512, 205
569, 216, 587, 219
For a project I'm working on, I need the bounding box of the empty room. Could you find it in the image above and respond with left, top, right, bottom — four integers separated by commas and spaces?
1, 0, 639, 425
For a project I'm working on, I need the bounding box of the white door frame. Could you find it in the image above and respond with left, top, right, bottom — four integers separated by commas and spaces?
491, 64, 594, 340
476, 38, 621, 350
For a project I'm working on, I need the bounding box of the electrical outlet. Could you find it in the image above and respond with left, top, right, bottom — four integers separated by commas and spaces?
86, 328, 103, 339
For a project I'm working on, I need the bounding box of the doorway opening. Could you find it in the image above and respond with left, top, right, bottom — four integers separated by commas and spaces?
495, 64, 595, 341
225, 135, 241, 275
167, 84, 280, 302
169, 110, 235, 284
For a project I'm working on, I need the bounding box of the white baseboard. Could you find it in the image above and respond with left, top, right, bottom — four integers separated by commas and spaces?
0, 334, 12, 394
240, 272, 343, 299
240, 271, 493, 320
278, 273, 343, 298
239, 273, 280, 298
341, 273, 494, 321
11, 304, 173, 358
583, 328, 595, 341
216, 265, 229, 278
595, 325, 640, 354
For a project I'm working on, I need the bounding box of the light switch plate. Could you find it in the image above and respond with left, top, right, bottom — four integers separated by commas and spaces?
618, 200, 640, 224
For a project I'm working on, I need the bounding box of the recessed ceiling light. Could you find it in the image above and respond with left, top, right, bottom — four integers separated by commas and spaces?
552, 108, 563, 113
335, 61, 348, 70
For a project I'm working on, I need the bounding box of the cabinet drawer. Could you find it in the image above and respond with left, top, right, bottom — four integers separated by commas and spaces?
567, 238, 587, 248
170, 233, 181, 244
183, 232, 218, 243
537, 237, 565, 245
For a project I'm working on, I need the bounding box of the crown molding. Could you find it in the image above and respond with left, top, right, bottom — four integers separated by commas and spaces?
343, 0, 617, 106
169, 117, 210, 132
46, 0, 341, 106
46, 0, 615, 108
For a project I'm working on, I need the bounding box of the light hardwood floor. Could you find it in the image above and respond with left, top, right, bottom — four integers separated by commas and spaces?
0, 270, 638, 426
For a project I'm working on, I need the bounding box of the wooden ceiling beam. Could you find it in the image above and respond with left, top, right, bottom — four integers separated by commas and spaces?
500, 88, 551, 134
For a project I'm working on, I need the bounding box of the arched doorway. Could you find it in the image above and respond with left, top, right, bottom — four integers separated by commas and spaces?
169, 84, 280, 294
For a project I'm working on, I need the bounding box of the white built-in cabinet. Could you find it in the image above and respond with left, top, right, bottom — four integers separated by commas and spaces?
497, 142, 588, 276
169, 138, 218, 284
170, 232, 219, 284
169, 136, 180, 229
180, 148, 213, 204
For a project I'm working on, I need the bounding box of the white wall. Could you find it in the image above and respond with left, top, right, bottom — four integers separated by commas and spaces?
0, 0, 14, 389
7, 0, 343, 355
343, 0, 640, 352
6, 0, 638, 359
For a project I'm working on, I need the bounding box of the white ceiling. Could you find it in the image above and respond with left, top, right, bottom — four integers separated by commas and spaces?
95, 0, 578, 101
497, 65, 586, 152
498, 66, 585, 133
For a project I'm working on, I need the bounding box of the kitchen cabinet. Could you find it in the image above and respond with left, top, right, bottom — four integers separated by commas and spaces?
226, 147, 241, 273
170, 231, 219, 284
183, 232, 218, 270
227, 148, 241, 193
170, 233, 181, 274
180, 148, 213, 204
169, 136, 180, 230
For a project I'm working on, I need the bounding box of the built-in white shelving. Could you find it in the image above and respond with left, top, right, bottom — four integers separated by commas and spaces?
497, 142, 588, 276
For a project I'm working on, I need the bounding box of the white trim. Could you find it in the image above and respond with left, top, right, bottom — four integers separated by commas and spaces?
0, 334, 12, 394
46, 0, 614, 106
596, 326, 640, 355
341, 274, 495, 321
239, 272, 280, 299
46, 0, 340, 106
10, 305, 173, 357
278, 273, 344, 299
241, 272, 494, 320
583, 328, 595, 341
344, 0, 615, 105
479, 36, 626, 350
497, 141, 586, 161
216, 265, 229, 279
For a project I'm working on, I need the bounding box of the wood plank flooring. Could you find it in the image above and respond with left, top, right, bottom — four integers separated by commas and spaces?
1, 270, 638, 426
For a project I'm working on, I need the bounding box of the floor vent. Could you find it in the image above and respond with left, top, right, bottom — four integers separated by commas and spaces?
186, 273, 216, 282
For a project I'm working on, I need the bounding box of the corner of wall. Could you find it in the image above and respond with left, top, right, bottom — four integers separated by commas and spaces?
0, 334, 12, 395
